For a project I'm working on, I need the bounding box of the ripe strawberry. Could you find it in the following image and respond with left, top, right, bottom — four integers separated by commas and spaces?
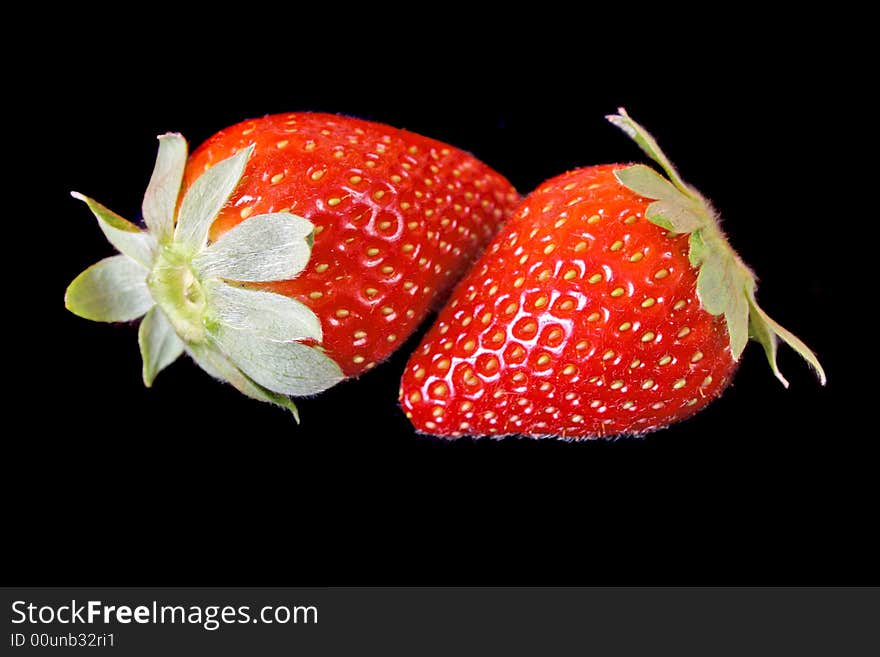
399, 109, 825, 439
65, 113, 519, 419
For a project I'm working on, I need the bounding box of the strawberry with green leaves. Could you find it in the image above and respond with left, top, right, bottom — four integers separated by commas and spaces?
66, 113, 518, 419
399, 109, 825, 439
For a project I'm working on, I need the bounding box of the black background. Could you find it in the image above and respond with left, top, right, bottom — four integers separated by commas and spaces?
7, 11, 871, 585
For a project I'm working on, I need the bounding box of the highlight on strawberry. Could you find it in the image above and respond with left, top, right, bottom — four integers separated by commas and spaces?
65, 114, 519, 420
399, 109, 825, 439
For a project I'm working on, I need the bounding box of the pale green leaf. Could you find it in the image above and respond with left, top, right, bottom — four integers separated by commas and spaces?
695, 250, 750, 359
747, 293, 827, 387
725, 276, 750, 360
646, 207, 674, 232
607, 108, 694, 198
646, 199, 706, 234
65, 255, 153, 322
138, 306, 185, 386
615, 164, 688, 202
205, 280, 322, 342
688, 231, 707, 268
696, 253, 737, 316
747, 299, 785, 387
142, 133, 187, 244
186, 344, 300, 420
71, 192, 156, 268
192, 212, 314, 282
210, 325, 344, 396
174, 144, 254, 253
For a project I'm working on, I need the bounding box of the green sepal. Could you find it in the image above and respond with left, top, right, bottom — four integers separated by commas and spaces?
192, 212, 315, 282
606, 108, 695, 199
138, 306, 185, 386
71, 192, 156, 268
609, 108, 825, 385
688, 231, 707, 268
646, 199, 705, 234
747, 291, 827, 388
722, 269, 750, 360
174, 144, 254, 253
205, 280, 322, 343
209, 324, 344, 397
614, 164, 688, 203
187, 344, 301, 421
65, 255, 153, 322
142, 133, 187, 245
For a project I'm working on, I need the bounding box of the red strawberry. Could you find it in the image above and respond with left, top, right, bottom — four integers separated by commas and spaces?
65, 113, 519, 419
399, 109, 824, 439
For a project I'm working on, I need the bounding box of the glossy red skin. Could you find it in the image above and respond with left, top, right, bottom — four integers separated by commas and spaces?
183, 113, 519, 376
400, 165, 738, 439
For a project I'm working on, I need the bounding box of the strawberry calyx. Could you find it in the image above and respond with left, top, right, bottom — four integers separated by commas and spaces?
147, 244, 209, 343
65, 134, 344, 420
608, 108, 826, 387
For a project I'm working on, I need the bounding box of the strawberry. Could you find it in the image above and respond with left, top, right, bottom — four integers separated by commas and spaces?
65, 113, 518, 419
399, 109, 825, 439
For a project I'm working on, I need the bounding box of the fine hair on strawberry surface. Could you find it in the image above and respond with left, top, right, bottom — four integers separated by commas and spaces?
65, 113, 520, 420
399, 109, 825, 440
